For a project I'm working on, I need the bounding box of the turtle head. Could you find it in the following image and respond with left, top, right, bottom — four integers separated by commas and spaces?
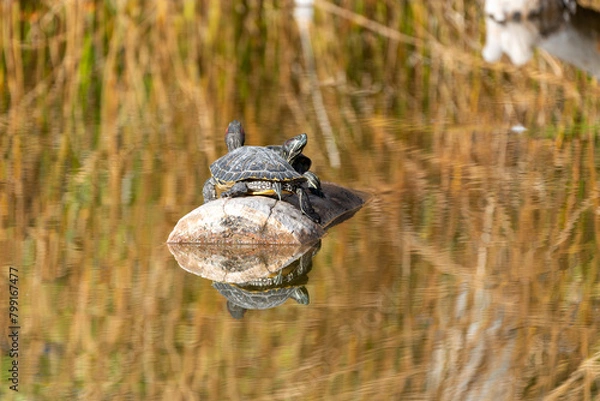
225, 120, 245, 152
226, 300, 247, 319
281, 133, 307, 163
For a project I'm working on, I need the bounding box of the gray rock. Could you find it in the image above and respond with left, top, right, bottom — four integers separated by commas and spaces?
167, 183, 368, 245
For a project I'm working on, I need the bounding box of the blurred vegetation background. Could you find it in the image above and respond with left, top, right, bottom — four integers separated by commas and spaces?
1, 0, 600, 400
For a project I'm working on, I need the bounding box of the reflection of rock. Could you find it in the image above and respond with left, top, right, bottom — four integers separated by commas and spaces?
167, 183, 368, 245
168, 240, 321, 318
482, 0, 600, 78
167, 241, 319, 284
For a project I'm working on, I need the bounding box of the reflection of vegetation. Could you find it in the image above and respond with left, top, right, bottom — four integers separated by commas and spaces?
1, 1, 600, 400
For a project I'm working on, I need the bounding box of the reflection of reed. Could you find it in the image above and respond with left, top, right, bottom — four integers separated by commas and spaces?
295, 0, 341, 168
368, 132, 600, 400
1, 1, 600, 400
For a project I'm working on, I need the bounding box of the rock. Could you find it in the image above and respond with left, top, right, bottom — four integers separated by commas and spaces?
167, 197, 323, 244
286, 182, 368, 229
167, 183, 369, 244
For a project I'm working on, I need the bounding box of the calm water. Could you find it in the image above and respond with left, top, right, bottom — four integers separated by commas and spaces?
4, 121, 599, 400
2, 1, 600, 400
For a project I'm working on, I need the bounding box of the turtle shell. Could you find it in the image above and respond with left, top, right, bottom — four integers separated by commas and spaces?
210, 146, 303, 184
213, 282, 309, 311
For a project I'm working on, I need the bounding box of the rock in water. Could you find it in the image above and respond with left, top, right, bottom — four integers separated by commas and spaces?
167, 183, 368, 245
168, 196, 322, 244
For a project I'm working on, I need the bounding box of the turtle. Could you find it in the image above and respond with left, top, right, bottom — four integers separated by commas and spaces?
267, 133, 325, 198
213, 283, 310, 319
203, 120, 321, 224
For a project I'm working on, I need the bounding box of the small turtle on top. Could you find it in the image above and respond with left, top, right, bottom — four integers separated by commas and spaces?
203, 120, 321, 224
268, 133, 325, 198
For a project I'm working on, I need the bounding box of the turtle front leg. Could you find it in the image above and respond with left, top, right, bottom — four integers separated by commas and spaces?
273, 181, 283, 200
221, 182, 250, 198
303, 171, 325, 198
203, 177, 218, 203
295, 187, 321, 224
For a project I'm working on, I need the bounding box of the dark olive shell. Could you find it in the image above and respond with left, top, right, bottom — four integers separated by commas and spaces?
212, 282, 309, 310
210, 146, 303, 184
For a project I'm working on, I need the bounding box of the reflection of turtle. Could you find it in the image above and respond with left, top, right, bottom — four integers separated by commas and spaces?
213, 283, 309, 319
203, 121, 321, 223
212, 240, 321, 318
268, 134, 325, 198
